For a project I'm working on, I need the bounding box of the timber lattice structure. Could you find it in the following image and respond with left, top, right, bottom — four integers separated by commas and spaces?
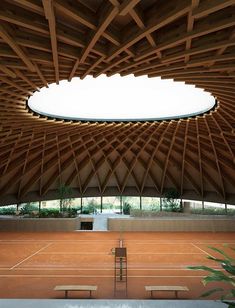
0, 0, 234, 204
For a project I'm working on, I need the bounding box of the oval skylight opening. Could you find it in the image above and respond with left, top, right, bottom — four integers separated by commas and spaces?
28, 75, 215, 122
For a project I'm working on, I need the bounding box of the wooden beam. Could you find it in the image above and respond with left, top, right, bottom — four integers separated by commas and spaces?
135, 15, 235, 62
80, 5, 119, 64
107, 1, 191, 61
0, 24, 35, 72
34, 63, 48, 88
80, 56, 105, 80
13, 69, 39, 90
192, 0, 235, 19
42, 0, 59, 84
0, 76, 32, 94
0, 64, 16, 78
69, 4, 120, 78
12, 0, 44, 15
119, 0, 141, 16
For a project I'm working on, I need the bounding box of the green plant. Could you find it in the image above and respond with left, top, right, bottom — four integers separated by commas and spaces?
20, 203, 39, 215
58, 184, 73, 213
162, 188, 181, 212
123, 202, 131, 215
188, 246, 235, 307
0, 206, 16, 215
81, 203, 96, 214
191, 208, 235, 216
39, 208, 61, 218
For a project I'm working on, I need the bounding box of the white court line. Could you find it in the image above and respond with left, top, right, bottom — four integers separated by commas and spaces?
0, 274, 208, 278
0, 240, 117, 243
1, 239, 234, 243
191, 243, 214, 258
37, 252, 204, 255
8, 264, 222, 269
1, 240, 232, 244
10, 243, 52, 270
0, 265, 222, 271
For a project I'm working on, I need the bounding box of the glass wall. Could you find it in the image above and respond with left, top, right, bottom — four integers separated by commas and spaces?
204, 201, 226, 214
227, 204, 235, 214
102, 196, 120, 213
0, 197, 234, 216
122, 196, 140, 211
0, 204, 17, 215
82, 197, 101, 214
142, 197, 161, 211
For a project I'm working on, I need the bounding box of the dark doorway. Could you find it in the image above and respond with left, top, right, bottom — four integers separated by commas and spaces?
80, 221, 93, 230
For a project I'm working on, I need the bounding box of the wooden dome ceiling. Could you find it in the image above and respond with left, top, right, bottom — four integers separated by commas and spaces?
0, 0, 234, 205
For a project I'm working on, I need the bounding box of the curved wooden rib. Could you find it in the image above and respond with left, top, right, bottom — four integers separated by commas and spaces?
0, 0, 234, 205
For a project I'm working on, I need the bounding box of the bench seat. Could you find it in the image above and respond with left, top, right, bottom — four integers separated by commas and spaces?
145, 285, 189, 298
54, 285, 97, 298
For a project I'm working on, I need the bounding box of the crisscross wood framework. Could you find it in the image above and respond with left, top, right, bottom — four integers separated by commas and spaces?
0, 0, 234, 205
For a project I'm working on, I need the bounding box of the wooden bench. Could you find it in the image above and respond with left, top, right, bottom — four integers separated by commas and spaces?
145, 285, 189, 298
54, 285, 97, 298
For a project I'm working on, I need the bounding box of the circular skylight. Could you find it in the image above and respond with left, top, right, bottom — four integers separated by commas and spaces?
28, 75, 215, 122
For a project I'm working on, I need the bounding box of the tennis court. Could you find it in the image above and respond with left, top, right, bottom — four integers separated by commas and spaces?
0, 231, 234, 299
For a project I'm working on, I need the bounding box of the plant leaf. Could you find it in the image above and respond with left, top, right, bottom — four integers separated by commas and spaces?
200, 288, 224, 297
208, 246, 235, 262
202, 273, 235, 286
222, 301, 235, 308
221, 289, 235, 300
222, 262, 235, 275
188, 265, 220, 273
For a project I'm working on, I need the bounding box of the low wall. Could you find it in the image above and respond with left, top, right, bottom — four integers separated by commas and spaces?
0, 217, 80, 232
108, 216, 235, 232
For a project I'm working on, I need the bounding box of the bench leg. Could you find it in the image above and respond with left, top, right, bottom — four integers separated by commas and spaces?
89, 290, 92, 298
175, 291, 178, 298
65, 290, 68, 299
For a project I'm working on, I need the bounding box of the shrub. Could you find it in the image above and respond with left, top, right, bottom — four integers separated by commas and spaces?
58, 184, 73, 212
188, 246, 235, 307
191, 208, 235, 216
130, 209, 185, 217
123, 202, 131, 215
162, 188, 181, 212
81, 204, 96, 214
20, 203, 39, 215
0, 206, 16, 215
39, 209, 61, 218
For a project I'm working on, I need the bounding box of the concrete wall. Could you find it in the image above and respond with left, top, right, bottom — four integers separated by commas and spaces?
108, 217, 235, 232
0, 217, 80, 232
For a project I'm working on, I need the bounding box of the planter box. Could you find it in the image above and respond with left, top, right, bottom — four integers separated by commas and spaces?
0, 217, 80, 232
108, 216, 235, 232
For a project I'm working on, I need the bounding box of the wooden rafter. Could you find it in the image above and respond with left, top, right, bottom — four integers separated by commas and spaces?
42, 0, 59, 84
0, 24, 35, 72
0, 0, 234, 205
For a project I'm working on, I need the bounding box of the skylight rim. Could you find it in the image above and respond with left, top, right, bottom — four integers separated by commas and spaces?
27, 100, 217, 122
27, 76, 217, 122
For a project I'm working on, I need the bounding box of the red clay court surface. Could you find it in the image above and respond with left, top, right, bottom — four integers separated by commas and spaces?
0, 231, 234, 299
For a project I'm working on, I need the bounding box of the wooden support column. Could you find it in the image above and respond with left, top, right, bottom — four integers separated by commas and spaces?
160, 198, 162, 211
120, 195, 123, 214
101, 196, 103, 213
80, 197, 83, 213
